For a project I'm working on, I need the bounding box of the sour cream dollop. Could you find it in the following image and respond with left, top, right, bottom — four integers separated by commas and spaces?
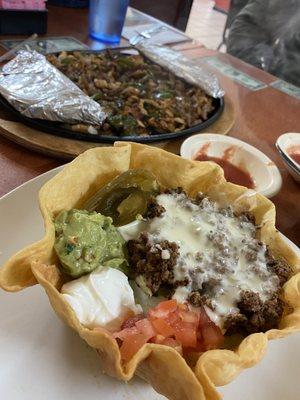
61, 267, 142, 331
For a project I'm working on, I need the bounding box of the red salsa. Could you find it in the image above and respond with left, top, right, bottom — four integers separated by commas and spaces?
195, 153, 255, 189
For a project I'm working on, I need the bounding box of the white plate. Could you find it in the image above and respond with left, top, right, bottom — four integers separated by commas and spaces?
0, 167, 299, 400
276, 132, 300, 183
180, 134, 282, 198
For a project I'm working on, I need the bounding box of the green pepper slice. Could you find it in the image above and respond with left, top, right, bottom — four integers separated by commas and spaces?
84, 169, 159, 226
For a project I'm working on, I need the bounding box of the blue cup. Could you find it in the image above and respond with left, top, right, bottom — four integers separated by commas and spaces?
89, 0, 129, 43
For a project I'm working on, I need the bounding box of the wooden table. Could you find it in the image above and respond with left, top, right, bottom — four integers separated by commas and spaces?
0, 6, 299, 246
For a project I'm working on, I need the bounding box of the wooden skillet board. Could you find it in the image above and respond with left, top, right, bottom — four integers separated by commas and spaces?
0, 95, 234, 160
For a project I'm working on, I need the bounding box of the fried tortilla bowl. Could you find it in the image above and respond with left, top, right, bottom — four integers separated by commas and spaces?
0, 143, 300, 400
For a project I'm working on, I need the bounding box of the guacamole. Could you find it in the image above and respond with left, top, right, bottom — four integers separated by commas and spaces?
54, 209, 128, 278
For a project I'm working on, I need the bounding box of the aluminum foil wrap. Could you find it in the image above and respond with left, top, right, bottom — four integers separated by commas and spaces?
136, 43, 225, 98
0, 50, 106, 125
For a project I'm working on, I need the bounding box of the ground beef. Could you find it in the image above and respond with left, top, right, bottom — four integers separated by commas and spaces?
127, 232, 184, 294
188, 277, 220, 308
193, 192, 205, 205
146, 196, 166, 219
219, 206, 234, 218
188, 291, 202, 306
263, 295, 284, 329
201, 277, 222, 296
160, 186, 188, 197
243, 241, 264, 262
173, 278, 190, 288
224, 290, 284, 335
188, 291, 212, 308
237, 212, 256, 224
224, 313, 248, 334
267, 254, 291, 286
238, 290, 262, 313
163, 187, 185, 195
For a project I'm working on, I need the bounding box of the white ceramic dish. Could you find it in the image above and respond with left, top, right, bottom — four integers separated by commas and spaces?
1, 167, 300, 400
276, 132, 300, 183
180, 134, 282, 198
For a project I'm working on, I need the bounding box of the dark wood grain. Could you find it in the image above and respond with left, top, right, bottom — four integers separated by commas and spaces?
0, 134, 60, 195
0, 6, 299, 246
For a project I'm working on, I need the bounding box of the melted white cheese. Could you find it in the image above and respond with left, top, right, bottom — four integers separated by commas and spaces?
118, 219, 147, 241
119, 193, 279, 328
61, 267, 142, 331
172, 286, 191, 303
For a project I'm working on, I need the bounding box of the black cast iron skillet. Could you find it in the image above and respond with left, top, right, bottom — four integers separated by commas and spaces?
0, 47, 224, 144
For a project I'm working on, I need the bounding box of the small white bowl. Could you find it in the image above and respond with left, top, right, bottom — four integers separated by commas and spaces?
180, 134, 282, 198
276, 133, 300, 183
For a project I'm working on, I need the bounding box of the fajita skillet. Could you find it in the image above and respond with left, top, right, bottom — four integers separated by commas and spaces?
0, 47, 224, 144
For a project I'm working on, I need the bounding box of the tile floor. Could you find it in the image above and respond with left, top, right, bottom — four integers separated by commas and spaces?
185, 0, 227, 50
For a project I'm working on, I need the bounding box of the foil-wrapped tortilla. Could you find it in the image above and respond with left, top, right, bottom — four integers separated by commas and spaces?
136, 43, 225, 99
0, 50, 106, 125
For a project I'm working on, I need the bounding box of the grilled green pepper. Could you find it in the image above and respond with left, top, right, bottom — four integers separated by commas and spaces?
84, 169, 159, 226
107, 115, 138, 136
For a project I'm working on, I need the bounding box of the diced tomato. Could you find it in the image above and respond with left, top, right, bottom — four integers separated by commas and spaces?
152, 334, 166, 344
120, 333, 150, 361
178, 303, 188, 312
197, 307, 213, 327
197, 329, 202, 342
114, 300, 223, 361
179, 309, 199, 324
151, 318, 175, 337
148, 299, 178, 319
202, 323, 224, 349
166, 310, 181, 326
121, 314, 144, 330
174, 322, 197, 348
113, 326, 139, 341
135, 318, 156, 338
162, 337, 182, 354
